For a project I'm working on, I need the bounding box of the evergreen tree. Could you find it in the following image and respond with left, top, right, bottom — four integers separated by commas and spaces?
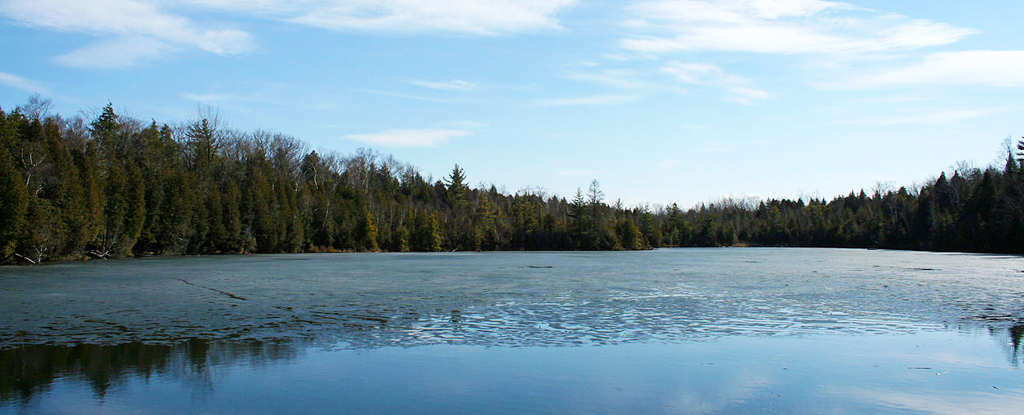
221, 181, 243, 252
615, 216, 642, 250
356, 208, 379, 251
19, 197, 66, 263
444, 164, 469, 210
73, 142, 104, 251
392, 225, 410, 252
10, 98, 1024, 261
0, 145, 28, 260
568, 188, 588, 248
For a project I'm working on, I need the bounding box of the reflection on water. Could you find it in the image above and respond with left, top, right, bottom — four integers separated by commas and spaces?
1001, 324, 1024, 367
1, 325, 1023, 410
0, 340, 298, 404
2, 329, 1024, 414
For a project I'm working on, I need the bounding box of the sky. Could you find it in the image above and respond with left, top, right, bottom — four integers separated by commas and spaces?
1, 0, 1023, 208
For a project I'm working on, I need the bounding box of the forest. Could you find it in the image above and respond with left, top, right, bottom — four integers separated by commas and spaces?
2, 97, 1024, 264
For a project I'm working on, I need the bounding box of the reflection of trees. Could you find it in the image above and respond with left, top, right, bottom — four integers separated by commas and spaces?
989, 324, 1024, 367
0, 339, 299, 404
1004, 324, 1024, 367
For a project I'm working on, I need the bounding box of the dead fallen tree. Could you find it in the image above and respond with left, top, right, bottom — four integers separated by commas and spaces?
86, 250, 111, 260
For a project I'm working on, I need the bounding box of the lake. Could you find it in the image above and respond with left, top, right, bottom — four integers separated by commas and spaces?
2, 248, 1023, 414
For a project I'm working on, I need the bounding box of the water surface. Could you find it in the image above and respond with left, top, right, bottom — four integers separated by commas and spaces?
2, 248, 1023, 413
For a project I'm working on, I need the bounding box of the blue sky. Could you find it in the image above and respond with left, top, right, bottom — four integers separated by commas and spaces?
2, 0, 1023, 208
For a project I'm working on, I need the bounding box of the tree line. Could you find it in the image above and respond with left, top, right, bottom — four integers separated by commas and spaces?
1, 98, 1023, 263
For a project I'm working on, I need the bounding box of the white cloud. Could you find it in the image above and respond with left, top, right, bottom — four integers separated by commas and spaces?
536, 94, 641, 106
839, 387, 1024, 415
655, 160, 682, 171
180, 0, 577, 35
860, 108, 998, 126
181, 0, 580, 34
408, 79, 477, 90
4, 0, 183, 35
621, 0, 977, 56
564, 69, 648, 89
1, 0, 253, 68
661, 62, 723, 84
179, 0, 299, 15
0, 71, 49, 94
438, 120, 488, 130
564, 69, 647, 89
725, 86, 771, 105
286, 0, 578, 35
182, 92, 236, 102
354, 89, 456, 103
828, 50, 1024, 89
345, 128, 472, 148
1, 0, 575, 68
55, 37, 173, 69
661, 61, 770, 104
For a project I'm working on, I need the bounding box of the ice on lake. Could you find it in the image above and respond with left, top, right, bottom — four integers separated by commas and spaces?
2, 248, 1023, 414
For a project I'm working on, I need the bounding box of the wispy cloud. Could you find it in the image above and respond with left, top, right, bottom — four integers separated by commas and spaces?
655, 160, 682, 171
180, 0, 577, 35
354, 89, 456, 103
438, 120, 489, 130
1, 0, 253, 68
838, 386, 1024, 415
564, 68, 647, 89
854, 108, 999, 126
407, 79, 477, 91
724, 86, 771, 105
535, 94, 641, 106
55, 36, 175, 69
0, 71, 49, 94
621, 0, 977, 56
285, 0, 578, 35
182, 92, 236, 102
661, 61, 769, 104
660, 62, 726, 84
346, 128, 472, 148
2, 0, 575, 69
824, 50, 1024, 89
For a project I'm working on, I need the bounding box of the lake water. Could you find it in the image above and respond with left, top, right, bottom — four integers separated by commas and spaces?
2, 248, 1023, 414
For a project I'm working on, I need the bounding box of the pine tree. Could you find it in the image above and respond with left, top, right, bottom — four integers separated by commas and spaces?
444, 164, 469, 210
101, 163, 128, 255
221, 181, 243, 252
476, 193, 499, 250
358, 208, 379, 251
42, 120, 89, 255
91, 103, 121, 158
392, 225, 410, 252
20, 197, 66, 263
124, 161, 146, 252
73, 142, 104, 251
0, 145, 28, 260
426, 212, 443, 252
615, 217, 642, 250
568, 188, 588, 248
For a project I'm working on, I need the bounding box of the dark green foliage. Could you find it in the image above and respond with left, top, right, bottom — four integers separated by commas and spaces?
72, 142, 103, 250
444, 164, 469, 210
19, 197, 66, 263
3, 98, 1024, 263
0, 145, 28, 258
